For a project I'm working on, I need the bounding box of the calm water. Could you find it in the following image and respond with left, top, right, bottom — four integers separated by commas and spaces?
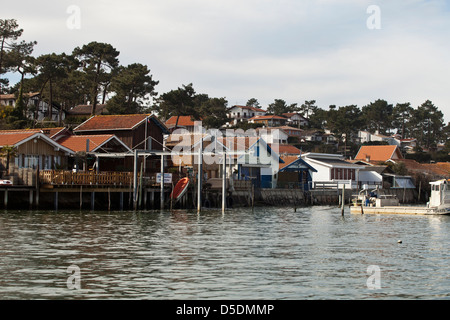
0, 206, 449, 300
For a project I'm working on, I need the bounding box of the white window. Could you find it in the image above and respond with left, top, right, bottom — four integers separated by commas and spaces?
24, 155, 39, 169
54, 156, 61, 168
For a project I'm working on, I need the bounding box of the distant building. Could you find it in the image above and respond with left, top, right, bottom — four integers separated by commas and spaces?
165, 116, 198, 132
355, 145, 403, 164
226, 105, 266, 126
248, 115, 288, 127
74, 114, 169, 151
255, 127, 288, 144
0, 92, 66, 123
281, 113, 309, 127
302, 152, 363, 189
73, 114, 169, 172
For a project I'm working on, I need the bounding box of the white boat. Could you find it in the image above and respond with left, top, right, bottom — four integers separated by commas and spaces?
350, 179, 450, 216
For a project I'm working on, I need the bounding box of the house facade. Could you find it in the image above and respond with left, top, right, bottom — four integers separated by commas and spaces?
235, 138, 284, 189
0, 92, 66, 123
74, 114, 169, 151
282, 113, 309, 127
226, 105, 266, 126
302, 153, 363, 189
278, 156, 317, 190
255, 128, 289, 144
73, 114, 169, 173
0, 131, 74, 176
58, 134, 132, 172
248, 115, 288, 127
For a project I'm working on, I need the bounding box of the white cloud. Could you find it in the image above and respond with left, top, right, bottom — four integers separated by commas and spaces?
2, 0, 450, 121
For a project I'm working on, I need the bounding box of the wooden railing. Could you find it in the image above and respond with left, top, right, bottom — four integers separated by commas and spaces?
39, 170, 134, 186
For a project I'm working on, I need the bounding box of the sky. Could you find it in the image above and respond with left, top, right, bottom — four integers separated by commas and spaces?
3, 0, 450, 122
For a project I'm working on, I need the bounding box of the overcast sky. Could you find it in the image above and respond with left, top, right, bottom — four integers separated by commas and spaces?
3, 0, 450, 122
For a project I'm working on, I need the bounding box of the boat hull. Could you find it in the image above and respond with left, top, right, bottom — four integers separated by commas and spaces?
171, 178, 190, 202
350, 206, 450, 216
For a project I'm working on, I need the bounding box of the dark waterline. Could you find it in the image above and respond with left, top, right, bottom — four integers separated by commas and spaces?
0, 206, 449, 300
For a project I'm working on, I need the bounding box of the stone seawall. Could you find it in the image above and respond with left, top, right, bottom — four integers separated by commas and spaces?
257, 188, 419, 207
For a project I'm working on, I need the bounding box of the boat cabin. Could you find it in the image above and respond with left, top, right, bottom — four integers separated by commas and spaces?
429, 180, 450, 208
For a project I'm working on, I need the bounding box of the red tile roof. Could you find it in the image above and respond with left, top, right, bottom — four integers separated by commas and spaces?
395, 160, 450, 178
249, 115, 287, 121
74, 114, 158, 132
0, 128, 69, 139
0, 132, 36, 146
0, 131, 75, 154
58, 135, 117, 152
165, 116, 198, 127
272, 144, 301, 155
279, 155, 301, 170
355, 145, 403, 162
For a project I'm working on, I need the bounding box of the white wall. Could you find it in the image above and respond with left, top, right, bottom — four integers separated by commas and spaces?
359, 171, 382, 184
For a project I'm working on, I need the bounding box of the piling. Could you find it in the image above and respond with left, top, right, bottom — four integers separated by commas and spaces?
91, 192, 95, 211
251, 183, 255, 212
79, 186, 83, 210
4, 189, 8, 209
29, 190, 33, 210
197, 143, 202, 213
222, 152, 227, 213
160, 154, 165, 211
54, 191, 58, 211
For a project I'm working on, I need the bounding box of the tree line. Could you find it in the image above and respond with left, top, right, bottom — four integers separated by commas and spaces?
1, 19, 449, 154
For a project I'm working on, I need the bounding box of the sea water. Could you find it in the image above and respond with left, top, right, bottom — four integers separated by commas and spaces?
0, 206, 449, 300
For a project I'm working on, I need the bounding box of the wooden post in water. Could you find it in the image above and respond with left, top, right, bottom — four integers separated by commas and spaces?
91, 192, 95, 211
294, 190, 297, 213
222, 152, 227, 214
79, 186, 83, 210
170, 182, 174, 212
35, 167, 40, 209
29, 190, 33, 210
54, 191, 58, 211
197, 144, 202, 213
138, 162, 144, 209
341, 184, 345, 216
4, 189, 8, 209
252, 183, 255, 213
150, 191, 154, 209
160, 154, 165, 211
144, 189, 147, 209
133, 149, 139, 210
108, 188, 111, 211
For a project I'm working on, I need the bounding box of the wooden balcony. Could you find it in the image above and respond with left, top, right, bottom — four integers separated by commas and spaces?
39, 170, 134, 187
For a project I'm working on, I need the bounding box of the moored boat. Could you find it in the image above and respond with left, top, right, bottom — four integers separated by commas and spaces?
350, 179, 450, 215
170, 177, 190, 202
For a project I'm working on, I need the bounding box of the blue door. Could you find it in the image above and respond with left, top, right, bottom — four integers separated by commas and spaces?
261, 175, 272, 188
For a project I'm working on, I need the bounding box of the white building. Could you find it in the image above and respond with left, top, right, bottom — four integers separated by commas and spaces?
0, 92, 66, 123
226, 105, 266, 126
302, 153, 363, 189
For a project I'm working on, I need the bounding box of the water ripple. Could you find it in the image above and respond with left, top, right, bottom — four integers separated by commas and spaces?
0, 207, 449, 299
